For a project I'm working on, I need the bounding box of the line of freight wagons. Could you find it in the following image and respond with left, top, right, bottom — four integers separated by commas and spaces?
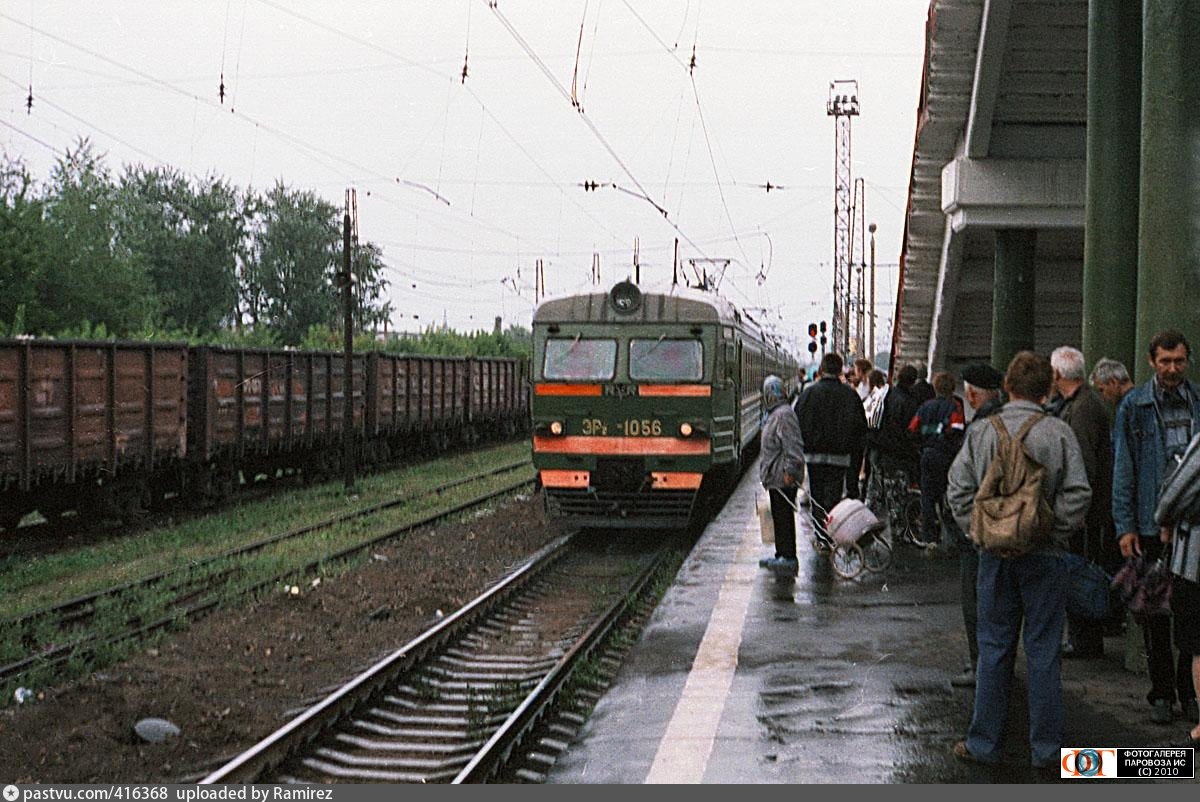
0, 340, 530, 530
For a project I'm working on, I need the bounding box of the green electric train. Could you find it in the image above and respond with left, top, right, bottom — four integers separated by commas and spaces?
531, 280, 797, 528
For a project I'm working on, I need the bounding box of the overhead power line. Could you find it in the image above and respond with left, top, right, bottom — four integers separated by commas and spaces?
245, 0, 626, 248
0, 10, 597, 253
0, 117, 58, 152
480, 1, 715, 262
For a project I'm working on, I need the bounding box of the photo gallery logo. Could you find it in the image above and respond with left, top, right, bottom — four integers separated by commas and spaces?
1062, 747, 1195, 779
1061, 748, 1116, 778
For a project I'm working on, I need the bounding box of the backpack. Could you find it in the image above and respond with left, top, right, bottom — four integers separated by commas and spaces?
969, 413, 1054, 557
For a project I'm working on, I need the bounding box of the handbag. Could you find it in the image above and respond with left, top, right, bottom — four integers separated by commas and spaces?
1112, 550, 1174, 622
1061, 551, 1112, 621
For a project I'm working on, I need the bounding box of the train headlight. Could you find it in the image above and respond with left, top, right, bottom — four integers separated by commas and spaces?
679, 422, 694, 437
549, 420, 564, 435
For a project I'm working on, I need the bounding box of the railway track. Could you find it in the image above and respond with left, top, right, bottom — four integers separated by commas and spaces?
0, 460, 534, 689
200, 531, 678, 784
0, 439, 528, 562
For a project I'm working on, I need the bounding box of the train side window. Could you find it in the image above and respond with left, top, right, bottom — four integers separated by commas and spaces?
543, 338, 617, 380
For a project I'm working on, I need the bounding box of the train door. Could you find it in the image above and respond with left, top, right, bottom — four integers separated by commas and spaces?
734, 339, 743, 463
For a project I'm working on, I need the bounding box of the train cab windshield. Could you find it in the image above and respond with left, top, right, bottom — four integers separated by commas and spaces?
629, 338, 703, 381
543, 337, 617, 380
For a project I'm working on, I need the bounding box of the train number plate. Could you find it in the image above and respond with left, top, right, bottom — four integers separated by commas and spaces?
620, 419, 662, 436
579, 418, 663, 436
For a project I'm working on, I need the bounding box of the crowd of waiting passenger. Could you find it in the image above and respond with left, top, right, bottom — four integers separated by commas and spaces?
754, 329, 1200, 769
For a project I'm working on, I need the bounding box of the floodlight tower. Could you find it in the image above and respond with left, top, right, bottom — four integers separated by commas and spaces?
827, 80, 859, 357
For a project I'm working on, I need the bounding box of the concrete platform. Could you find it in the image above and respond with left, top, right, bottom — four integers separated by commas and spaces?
549, 464, 1199, 784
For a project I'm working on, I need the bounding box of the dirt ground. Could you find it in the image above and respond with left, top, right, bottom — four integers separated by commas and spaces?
0, 494, 565, 783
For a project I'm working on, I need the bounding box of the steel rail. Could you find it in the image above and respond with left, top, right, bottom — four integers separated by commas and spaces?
200, 533, 576, 783
452, 545, 668, 783
0, 474, 534, 686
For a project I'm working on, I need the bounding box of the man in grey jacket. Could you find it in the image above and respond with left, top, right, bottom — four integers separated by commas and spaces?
947, 351, 1091, 770
759, 375, 806, 575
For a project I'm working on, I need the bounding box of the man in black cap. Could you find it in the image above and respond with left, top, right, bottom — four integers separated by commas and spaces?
950, 362, 1004, 689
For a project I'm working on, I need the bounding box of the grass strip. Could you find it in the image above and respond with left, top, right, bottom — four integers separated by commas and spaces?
0, 441, 529, 616
1, 473, 534, 703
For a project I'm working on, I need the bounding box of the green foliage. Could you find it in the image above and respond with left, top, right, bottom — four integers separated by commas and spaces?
246, 183, 341, 344
0, 141, 393, 345
38, 142, 162, 334
300, 323, 532, 358
116, 166, 243, 332
0, 157, 45, 336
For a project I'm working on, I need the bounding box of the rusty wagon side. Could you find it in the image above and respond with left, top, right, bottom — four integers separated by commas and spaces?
0, 339, 189, 527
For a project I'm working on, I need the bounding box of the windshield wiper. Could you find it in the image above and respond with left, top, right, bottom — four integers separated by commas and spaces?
642, 333, 667, 355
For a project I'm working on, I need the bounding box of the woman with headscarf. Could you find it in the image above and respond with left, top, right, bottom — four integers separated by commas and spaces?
759, 374, 807, 574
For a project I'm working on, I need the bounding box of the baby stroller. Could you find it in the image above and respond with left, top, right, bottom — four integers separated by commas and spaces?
807, 493, 893, 579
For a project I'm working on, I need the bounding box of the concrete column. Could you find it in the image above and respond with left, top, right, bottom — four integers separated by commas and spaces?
1136, 0, 1200, 383
991, 229, 1037, 370
1082, 0, 1140, 374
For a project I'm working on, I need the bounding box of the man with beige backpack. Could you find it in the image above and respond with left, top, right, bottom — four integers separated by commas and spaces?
945, 351, 1092, 770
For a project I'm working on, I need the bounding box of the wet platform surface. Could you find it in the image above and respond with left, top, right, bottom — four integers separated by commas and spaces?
549, 465, 1199, 784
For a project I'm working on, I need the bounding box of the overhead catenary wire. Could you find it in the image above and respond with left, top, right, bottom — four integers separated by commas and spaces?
0, 10, 579, 253
0, 117, 57, 152
219, 0, 232, 102
570, 0, 588, 110
580, 0, 602, 108
615, 0, 749, 268
1, 72, 175, 167
229, 0, 249, 110
481, 1, 714, 262
244, 0, 626, 249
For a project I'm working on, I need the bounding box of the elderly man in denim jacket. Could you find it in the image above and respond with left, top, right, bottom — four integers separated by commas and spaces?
1113, 329, 1200, 724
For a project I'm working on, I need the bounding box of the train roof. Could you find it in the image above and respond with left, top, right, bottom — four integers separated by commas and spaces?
533, 281, 801, 363
533, 282, 742, 327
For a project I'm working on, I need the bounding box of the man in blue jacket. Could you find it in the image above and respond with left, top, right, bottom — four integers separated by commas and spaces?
1113, 329, 1200, 724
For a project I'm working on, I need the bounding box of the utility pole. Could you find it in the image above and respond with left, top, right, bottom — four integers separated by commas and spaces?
634, 236, 640, 284
341, 190, 355, 491
869, 222, 877, 358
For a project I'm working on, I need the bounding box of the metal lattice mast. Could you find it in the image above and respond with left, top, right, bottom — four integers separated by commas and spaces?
827, 80, 859, 357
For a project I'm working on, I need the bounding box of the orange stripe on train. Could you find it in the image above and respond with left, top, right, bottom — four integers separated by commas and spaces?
533, 435, 711, 456
540, 469, 590, 488
650, 471, 704, 489
535, 383, 603, 396
637, 384, 712, 397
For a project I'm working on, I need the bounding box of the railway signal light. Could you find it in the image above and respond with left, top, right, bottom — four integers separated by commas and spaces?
808, 341, 818, 354
808, 323, 818, 338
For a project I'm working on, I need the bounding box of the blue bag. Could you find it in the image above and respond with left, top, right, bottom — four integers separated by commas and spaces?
1062, 551, 1112, 621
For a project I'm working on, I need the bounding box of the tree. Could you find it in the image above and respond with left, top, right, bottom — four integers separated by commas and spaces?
249, 183, 340, 345
116, 167, 243, 333
0, 153, 48, 334
37, 140, 159, 335
351, 240, 392, 332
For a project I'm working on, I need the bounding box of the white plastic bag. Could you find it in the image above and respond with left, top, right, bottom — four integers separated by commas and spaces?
758, 490, 775, 544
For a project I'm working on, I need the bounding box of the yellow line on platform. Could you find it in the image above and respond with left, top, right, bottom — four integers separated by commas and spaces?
644, 511, 760, 784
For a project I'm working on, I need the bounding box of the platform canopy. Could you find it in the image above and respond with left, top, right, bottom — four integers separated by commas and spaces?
892, 0, 1087, 374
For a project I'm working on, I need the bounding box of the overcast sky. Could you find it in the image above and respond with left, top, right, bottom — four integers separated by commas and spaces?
1, 0, 929, 357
